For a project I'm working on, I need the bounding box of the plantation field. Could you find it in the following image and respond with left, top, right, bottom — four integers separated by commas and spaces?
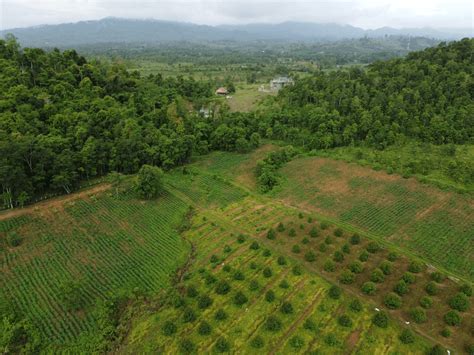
275, 156, 474, 281
120, 208, 433, 354
0, 188, 190, 347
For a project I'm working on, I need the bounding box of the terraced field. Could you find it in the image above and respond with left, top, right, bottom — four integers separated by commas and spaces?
0, 188, 190, 346
276, 156, 474, 281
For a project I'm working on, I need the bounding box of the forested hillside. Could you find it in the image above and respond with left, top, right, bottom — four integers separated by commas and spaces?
0, 37, 261, 208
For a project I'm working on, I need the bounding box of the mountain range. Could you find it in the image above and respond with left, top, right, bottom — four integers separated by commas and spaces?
1, 17, 471, 48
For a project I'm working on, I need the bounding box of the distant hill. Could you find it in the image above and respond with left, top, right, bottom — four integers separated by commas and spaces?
1, 17, 471, 48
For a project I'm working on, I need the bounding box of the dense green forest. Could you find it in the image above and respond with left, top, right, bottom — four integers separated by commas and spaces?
1, 38, 472, 209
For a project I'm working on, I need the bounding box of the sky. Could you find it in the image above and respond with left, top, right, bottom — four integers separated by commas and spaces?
1, 0, 473, 30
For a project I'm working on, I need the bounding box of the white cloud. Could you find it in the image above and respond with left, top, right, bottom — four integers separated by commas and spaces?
1, 0, 472, 30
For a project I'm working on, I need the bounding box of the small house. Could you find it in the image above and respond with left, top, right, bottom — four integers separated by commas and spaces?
215, 87, 229, 96
270, 76, 294, 91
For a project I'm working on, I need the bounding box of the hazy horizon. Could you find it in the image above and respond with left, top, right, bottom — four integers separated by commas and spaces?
1, 0, 473, 31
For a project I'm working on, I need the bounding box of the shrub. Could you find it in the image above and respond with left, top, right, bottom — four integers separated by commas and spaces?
320, 221, 329, 230
372, 311, 389, 328
280, 301, 294, 314
410, 307, 427, 323
262, 249, 271, 257
334, 228, 343, 237
425, 281, 438, 296
399, 329, 415, 344
394, 280, 409, 296
292, 244, 301, 253
198, 295, 213, 309
279, 280, 290, 289
250, 335, 264, 349
233, 291, 248, 306
324, 333, 339, 346
205, 274, 217, 285
420, 296, 433, 309
324, 236, 333, 245
319, 243, 327, 252
333, 251, 344, 263
223, 245, 231, 253
408, 260, 424, 273
339, 271, 355, 285
215, 280, 231, 295
263, 267, 273, 278
379, 261, 393, 275
350, 234, 360, 245
289, 335, 305, 349
307, 216, 313, 223
265, 290, 275, 302
214, 337, 230, 353
179, 339, 195, 353
223, 264, 231, 272
6, 232, 21, 247
370, 269, 385, 283
309, 227, 319, 238
449, 292, 470, 312
366, 242, 381, 253
249, 262, 257, 270
384, 293, 402, 309
460, 283, 473, 297
402, 272, 416, 284
349, 299, 362, 312
277, 256, 287, 267
303, 318, 316, 330
277, 222, 285, 232
237, 234, 246, 243
324, 260, 336, 272
361, 282, 377, 295
264, 315, 282, 331
305, 250, 316, 262
338, 314, 352, 327
198, 321, 212, 335
349, 261, 363, 274
182, 308, 196, 323
302, 237, 309, 244
440, 328, 451, 338
250, 241, 260, 250
233, 271, 245, 281
427, 345, 445, 355
444, 310, 461, 326
249, 280, 259, 291
342, 243, 350, 254
430, 272, 445, 283
359, 250, 369, 262
162, 320, 177, 336
186, 285, 199, 298
135, 165, 163, 199
214, 309, 227, 321
292, 265, 302, 275
267, 228, 276, 240
288, 228, 296, 237
328, 285, 342, 299
387, 252, 398, 261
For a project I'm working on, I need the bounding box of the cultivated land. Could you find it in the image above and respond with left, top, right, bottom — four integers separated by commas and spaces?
1, 145, 473, 352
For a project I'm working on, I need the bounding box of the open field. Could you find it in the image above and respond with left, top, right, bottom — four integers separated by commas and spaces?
226, 83, 276, 112
0, 188, 190, 347
275, 156, 474, 281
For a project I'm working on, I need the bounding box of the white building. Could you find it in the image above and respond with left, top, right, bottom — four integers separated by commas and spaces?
270, 76, 294, 91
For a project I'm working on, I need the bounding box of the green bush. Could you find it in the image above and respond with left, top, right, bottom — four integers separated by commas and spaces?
384, 293, 402, 309
324, 260, 336, 272
279, 280, 290, 289
359, 250, 369, 262
319, 243, 328, 252
341, 243, 350, 254
277, 222, 285, 232
324, 236, 333, 245
387, 252, 398, 261
402, 272, 416, 284
324, 333, 339, 346
265, 290, 275, 302
182, 308, 196, 323
328, 285, 342, 299
420, 296, 433, 309
399, 329, 415, 344
292, 265, 302, 275
233, 271, 245, 281
249, 280, 260, 291
6, 232, 21, 247
263, 267, 273, 278
250, 335, 264, 349
394, 280, 409, 296
249, 241, 260, 250
427, 345, 446, 355
215, 280, 231, 295
379, 261, 392, 275
214, 309, 227, 321
333, 251, 344, 263
198, 321, 212, 335
350, 233, 360, 245
303, 318, 317, 330
320, 221, 329, 230
277, 256, 287, 265
370, 269, 385, 283
186, 285, 199, 298
264, 315, 282, 331
179, 339, 195, 353
339, 271, 355, 285
366, 242, 381, 253
233, 291, 248, 306
280, 301, 294, 314
372, 311, 389, 328
262, 249, 271, 257
310, 227, 319, 238
449, 292, 470, 312
162, 320, 177, 336
288, 228, 296, 237
214, 337, 230, 353
338, 314, 352, 327
304, 250, 316, 262
410, 307, 427, 323
440, 328, 451, 338
223, 245, 231, 253
361, 282, 377, 295
459, 284, 472, 297
292, 244, 301, 253
237, 234, 246, 243
302, 237, 309, 244
289, 335, 305, 349
334, 228, 343, 237
444, 310, 461, 326
198, 295, 213, 309
430, 272, 445, 283
349, 299, 362, 312
408, 260, 424, 273
267, 228, 276, 240
425, 281, 438, 296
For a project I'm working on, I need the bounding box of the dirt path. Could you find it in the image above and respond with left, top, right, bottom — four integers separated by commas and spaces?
0, 183, 111, 222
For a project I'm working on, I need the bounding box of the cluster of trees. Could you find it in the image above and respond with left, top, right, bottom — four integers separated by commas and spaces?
255, 146, 297, 192
0, 37, 262, 208
259, 39, 473, 150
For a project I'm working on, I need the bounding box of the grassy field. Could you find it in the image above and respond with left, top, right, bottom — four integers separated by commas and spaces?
0, 187, 190, 347
275, 156, 474, 281
226, 83, 275, 112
